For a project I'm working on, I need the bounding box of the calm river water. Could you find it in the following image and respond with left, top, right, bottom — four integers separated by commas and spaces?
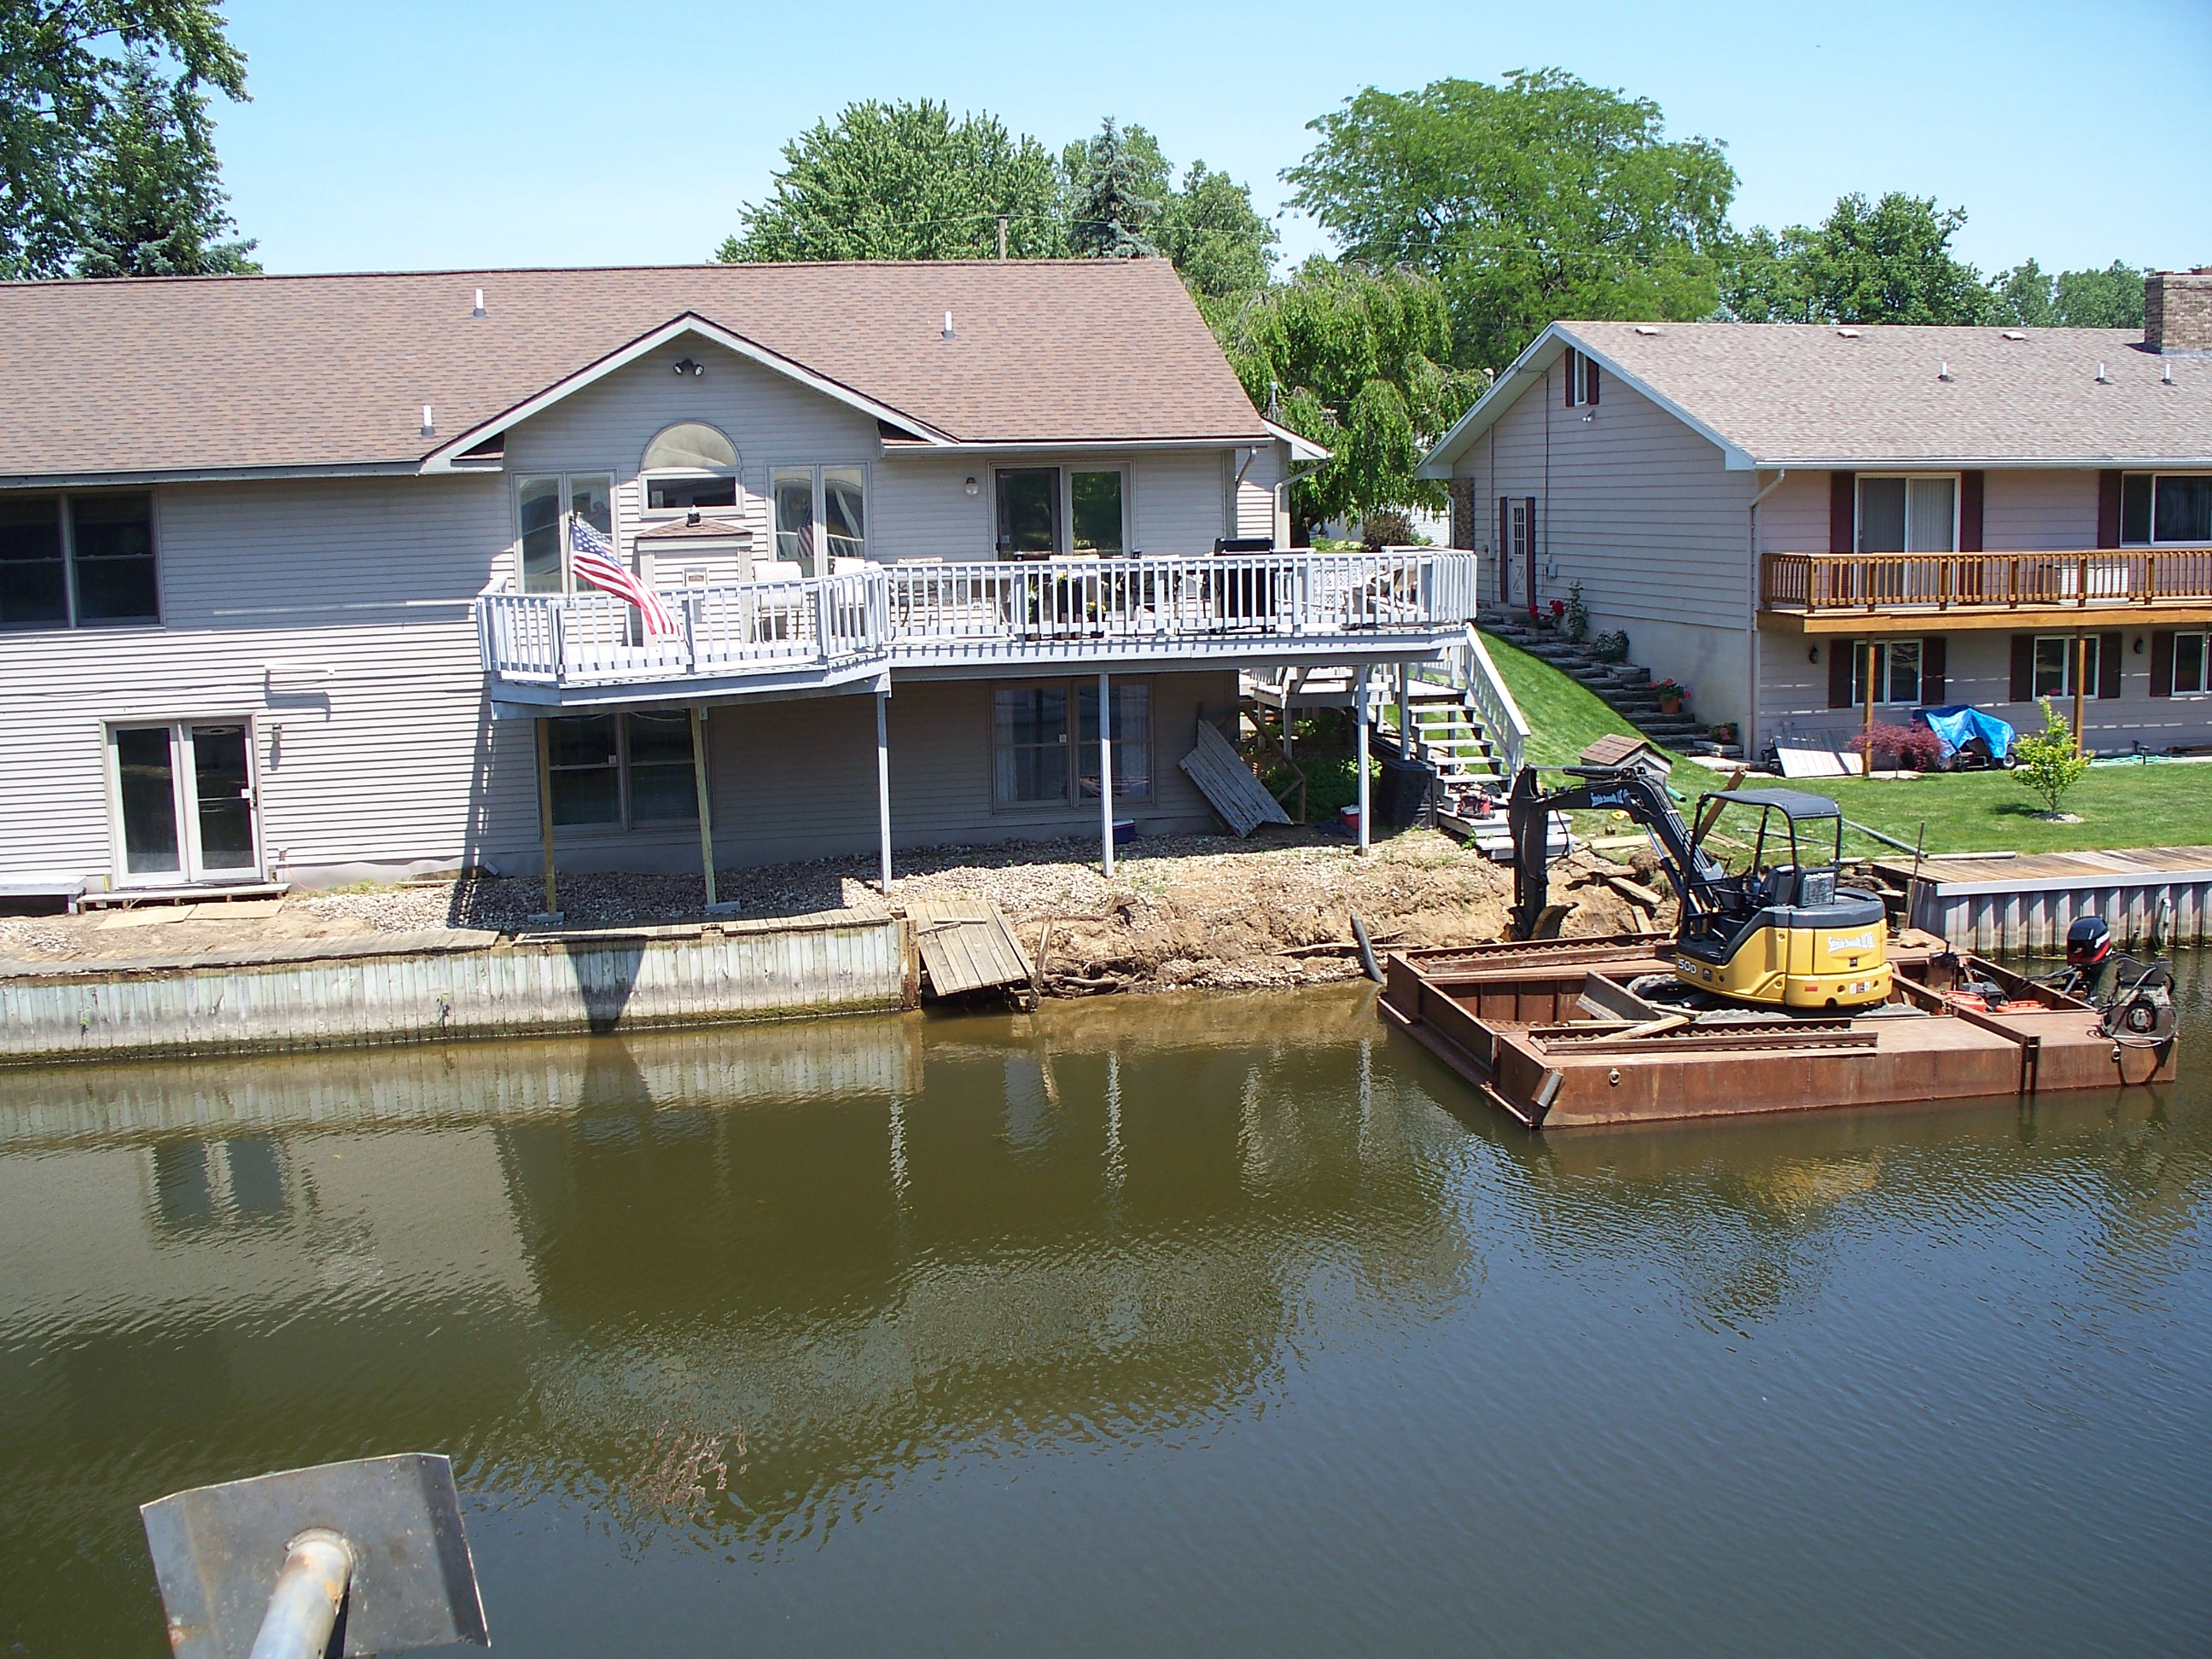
3, 965, 2209, 1656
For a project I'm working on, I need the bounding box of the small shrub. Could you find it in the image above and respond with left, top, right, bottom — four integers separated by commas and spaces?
1562, 580, 1589, 643
2013, 698, 2092, 814
1359, 508, 1416, 550
1846, 723, 1946, 772
1592, 628, 1631, 663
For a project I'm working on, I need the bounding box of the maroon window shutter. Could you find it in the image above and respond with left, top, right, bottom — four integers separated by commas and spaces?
1959, 471, 1984, 553
2097, 471, 2122, 549
1496, 497, 1511, 602
1563, 350, 1577, 407
1827, 640, 1855, 708
1920, 637, 1946, 705
1830, 472, 1856, 553
2151, 631, 2174, 697
1586, 363, 1600, 406
2009, 634, 2033, 702
2098, 632, 2123, 699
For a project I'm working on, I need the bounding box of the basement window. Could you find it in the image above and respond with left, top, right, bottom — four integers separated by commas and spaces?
546, 712, 696, 828
992, 681, 1151, 809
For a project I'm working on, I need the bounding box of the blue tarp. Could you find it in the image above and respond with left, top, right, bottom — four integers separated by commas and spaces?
1913, 704, 2017, 763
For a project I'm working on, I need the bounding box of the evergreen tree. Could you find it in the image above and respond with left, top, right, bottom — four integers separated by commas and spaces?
73, 50, 257, 276
0, 0, 249, 278
1063, 118, 1162, 259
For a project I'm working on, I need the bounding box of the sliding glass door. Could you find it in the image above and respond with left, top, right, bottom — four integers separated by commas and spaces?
110, 722, 261, 884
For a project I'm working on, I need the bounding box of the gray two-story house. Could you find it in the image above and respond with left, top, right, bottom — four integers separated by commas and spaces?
1418, 270, 2212, 760
0, 259, 1482, 899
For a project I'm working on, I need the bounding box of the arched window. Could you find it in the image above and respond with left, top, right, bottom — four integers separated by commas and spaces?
641, 422, 739, 510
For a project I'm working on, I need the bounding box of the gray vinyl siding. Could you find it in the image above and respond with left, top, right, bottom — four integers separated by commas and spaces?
0, 474, 519, 887
535, 670, 1238, 876
1235, 445, 1282, 541
1458, 362, 1754, 627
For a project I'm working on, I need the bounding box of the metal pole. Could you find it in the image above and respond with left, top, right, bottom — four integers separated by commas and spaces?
1397, 663, 1412, 760
534, 717, 558, 918
247, 1530, 352, 1659
876, 689, 893, 894
1098, 671, 1115, 880
690, 706, 716, 910
2074, 632, 2088, 751
1861, 638, 1876, 777
1355, 663, 1371, 855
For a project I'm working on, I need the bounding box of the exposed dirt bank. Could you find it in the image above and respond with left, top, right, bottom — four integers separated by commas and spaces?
0, 828, 1662, 996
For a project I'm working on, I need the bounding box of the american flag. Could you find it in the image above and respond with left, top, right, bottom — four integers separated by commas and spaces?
570, 515, 678, 636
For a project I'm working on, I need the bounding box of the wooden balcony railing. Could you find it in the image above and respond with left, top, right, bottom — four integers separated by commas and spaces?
480, 550, 1481, 691
1762, 549, 2212, 614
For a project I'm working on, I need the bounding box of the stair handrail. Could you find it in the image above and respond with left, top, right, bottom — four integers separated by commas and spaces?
1458, 622, 1529, 778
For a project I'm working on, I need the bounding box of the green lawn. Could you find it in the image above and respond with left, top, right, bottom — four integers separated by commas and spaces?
1481, 632, 1644, 767
1481, 630, 2212, 857
1818, 762, 2212, 858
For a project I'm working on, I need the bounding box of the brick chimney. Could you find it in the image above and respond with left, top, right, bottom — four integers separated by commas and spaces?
2145, 268, 2212, 353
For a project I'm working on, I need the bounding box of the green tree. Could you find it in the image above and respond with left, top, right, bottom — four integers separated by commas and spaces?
2053, 260, 2146, 328
1062, 116, 1162, 258
72, 49, 255, 276
1154, 160, 1277, 300
1722, 192, 1992, 325
0, 0, 248, 278
718, 100, 1066, 261
1284, 69, 1738, 370
1209, 258, 1481, 534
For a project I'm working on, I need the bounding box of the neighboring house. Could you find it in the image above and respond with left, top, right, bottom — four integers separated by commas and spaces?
0, 260, 1481, 895
1418, 270, 2212, 758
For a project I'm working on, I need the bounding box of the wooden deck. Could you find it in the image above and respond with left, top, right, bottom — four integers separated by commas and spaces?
1874, 846, 2212, 952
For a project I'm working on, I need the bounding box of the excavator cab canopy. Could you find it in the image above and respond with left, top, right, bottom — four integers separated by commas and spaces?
1694, 789, 1848, 911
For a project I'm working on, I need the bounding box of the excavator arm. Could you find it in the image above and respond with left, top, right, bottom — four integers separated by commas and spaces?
1505, 765, 1724, 940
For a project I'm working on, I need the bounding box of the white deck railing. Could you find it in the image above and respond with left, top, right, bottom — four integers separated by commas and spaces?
480, 550, 1481, 690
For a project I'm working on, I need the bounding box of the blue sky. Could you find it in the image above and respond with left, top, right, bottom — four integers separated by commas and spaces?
215, 0, 2210, 278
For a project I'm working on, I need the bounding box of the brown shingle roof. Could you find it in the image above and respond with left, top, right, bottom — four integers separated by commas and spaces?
0, 259, 1270, 482
1425, 320, 2212, 473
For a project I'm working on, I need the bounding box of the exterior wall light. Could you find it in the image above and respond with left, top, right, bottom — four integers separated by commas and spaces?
672, 358, 703, 377
963, 476, 980, 497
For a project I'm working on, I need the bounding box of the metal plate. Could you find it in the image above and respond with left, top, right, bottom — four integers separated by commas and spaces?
141, 1453, 489, 1659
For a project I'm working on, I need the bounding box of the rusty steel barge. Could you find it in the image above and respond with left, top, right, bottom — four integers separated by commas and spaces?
1378, 930, 2177, 1129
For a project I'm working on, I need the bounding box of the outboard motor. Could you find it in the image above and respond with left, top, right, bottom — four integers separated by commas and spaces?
2067, 915, 2112, 970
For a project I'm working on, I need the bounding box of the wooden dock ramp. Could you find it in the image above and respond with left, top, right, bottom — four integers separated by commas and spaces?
1180, 719, 1291, 836
908, 897, 1036, 998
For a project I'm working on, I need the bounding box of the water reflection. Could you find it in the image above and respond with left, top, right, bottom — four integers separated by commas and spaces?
1, 971, 2207, 1658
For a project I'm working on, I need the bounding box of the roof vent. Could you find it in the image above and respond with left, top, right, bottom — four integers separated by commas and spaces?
2000, 329, 2026, 341
2163, 361, 2176, 386
1938, 360, 1953, 381
941, 310, 955, 341
472, 288, 486, 319
421, 404, 434, 438
2096, 362, 2110, 383
1837, 327, 1862, 339
1633, 324, 1660, 336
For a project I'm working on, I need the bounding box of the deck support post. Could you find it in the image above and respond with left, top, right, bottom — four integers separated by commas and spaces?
876, 687, 893, 894
1397, 664, 1412, 762
2073, 632, 2088, 754
690, 706, 716, 910
1098, 671, 1115, 881
1861, 638, 1877, 777
1356, 662, 1372, 855
533, 716, 561, 922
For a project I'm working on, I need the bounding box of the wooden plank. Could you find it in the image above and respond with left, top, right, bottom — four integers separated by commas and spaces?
1179, 719, 1291, 836
908, 897, 1034, 997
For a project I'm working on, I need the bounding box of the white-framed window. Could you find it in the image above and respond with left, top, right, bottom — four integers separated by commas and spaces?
991, 681, 1151, 809
640, 422, 740, 513
1565, 346, 1599, 408
0, 491, 159, 629
991, 466, 1129, 557
516, 473, 612, 595
2033, 633, 2098, 699
1070, 469, 1127, 554
108, 719, 259, 882
769, 464, 867, 576
1848, 640, 1924, 706
545, 711, 697, 829
1858, 474, 1958, 554
2121, 473, 2212, 545
2171, 632, 2209, 696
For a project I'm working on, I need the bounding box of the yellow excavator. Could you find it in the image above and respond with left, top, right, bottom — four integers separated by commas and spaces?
1505, 763, 1893, 1010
